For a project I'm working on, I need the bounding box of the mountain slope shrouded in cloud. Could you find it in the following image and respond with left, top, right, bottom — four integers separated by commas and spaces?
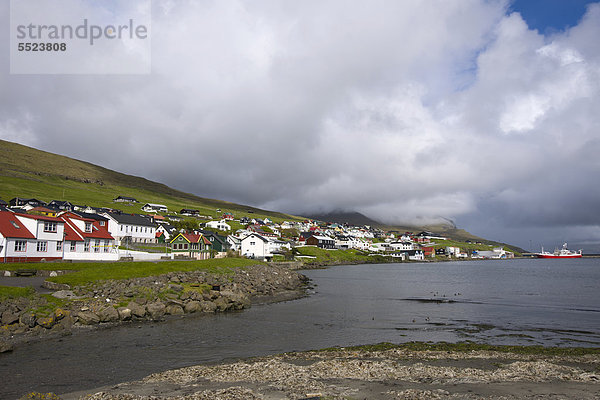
1, 1, 600, 250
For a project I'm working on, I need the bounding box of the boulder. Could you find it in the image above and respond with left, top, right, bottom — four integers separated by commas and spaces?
36, 316, 55, 329
200, 300, 217, 313
3, 271, 10, 277
77, 311, 100, 325
43, 281, 70, 291
146, 302, 166, 320
52, 290, 79, 299
117, 307, 132, 321
54, 308, 69, 321
213, 296, 231, 312
184, 300, 201, 313
1, 312, 19, 326
127, 302, 146, 318
0, 340, 13, 353
98, 306, 119, 323
19, 312, 37, 328
165, 304, 184, 315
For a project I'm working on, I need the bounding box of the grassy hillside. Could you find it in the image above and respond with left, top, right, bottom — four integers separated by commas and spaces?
0, 140, 301, 223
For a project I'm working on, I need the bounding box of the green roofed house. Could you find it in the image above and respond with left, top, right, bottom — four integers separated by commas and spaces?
200, 230, 230, 257
169, 232, 212, 260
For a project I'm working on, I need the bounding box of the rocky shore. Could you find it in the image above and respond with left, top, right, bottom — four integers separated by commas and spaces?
60, 344, 600, 399
0, 263, 308, 350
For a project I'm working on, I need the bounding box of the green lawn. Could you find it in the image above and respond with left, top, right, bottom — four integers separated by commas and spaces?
0, 285, 36, 300
296, 246, 387, 264
1, 258, 263, 287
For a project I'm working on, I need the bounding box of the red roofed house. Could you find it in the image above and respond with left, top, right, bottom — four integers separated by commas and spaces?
169, 232, 212, 260
60, 212, 118, 261
0, 211, 65, 263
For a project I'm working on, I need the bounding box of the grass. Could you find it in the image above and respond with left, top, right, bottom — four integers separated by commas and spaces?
0, 285, 35, 300
0, 139, 303, 225
296, 246, 388, 264
318, 342, 600, 356
2, 258, 263, 287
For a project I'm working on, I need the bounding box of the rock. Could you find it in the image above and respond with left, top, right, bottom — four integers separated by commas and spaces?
184, 301, 201, 313
19, 312, 37, 328
98, 306, 119, 323
3, 271, 10, 277
200, 300, 217, 313
165, 304, 184, 315
213, 296, 231, 312
54, 308, 69, 321
146, 302, 166, 320
49, 271, 58, 277
117, 307, 132, 321
168, 284, 183, 292
43, 281, 70, 291
37, 316, 56, 329
1, 312, 19, 325
0, 340, 13, 353
127, 302, 146, 318
77, 311, 100, 325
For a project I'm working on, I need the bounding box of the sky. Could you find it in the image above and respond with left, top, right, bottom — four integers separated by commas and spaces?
1, 0, 599, 251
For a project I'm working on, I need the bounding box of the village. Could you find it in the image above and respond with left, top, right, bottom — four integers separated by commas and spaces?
0, 196, 514, 264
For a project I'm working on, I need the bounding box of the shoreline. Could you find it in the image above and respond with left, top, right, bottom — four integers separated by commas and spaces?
0, 263, 310, 351
58, 343, 600, 400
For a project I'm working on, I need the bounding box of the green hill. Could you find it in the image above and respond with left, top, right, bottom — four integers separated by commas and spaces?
0, 139, 524, 253
0, 139, 300, 222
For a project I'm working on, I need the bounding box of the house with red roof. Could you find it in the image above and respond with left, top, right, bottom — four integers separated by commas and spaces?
60, 212, 118, 261
169, 232, 212, 260
0, 211, 65, 263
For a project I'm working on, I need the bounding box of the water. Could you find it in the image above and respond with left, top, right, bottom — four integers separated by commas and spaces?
1, 258, 599, 399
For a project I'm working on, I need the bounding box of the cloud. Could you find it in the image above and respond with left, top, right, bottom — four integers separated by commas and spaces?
1, 0, 600, 249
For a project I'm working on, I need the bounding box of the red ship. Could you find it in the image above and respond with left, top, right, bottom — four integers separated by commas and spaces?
536, 243, 582, 258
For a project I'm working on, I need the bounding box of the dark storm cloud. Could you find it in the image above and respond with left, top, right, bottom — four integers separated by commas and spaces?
2, 0, 600, 249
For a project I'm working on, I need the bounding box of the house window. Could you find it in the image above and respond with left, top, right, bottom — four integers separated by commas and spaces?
70, 241, 76, 251
57, 241, 63, 251
121, 226, 124, 232
250, 241, 255, 245
14, 240, 27, 252
94, 240, 100, 253
104, 242, 110, 252
100, 221, 105, 226
85, 222, 92, 233
84, 240, 90, 252
37, 241, 47, 252
44, 222, 57, 232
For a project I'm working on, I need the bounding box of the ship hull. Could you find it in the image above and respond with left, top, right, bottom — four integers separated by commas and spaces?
536, 254, 582, 259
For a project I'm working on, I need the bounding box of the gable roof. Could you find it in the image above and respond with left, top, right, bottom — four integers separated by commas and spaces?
60, 214, 115, 241
0, 211, 36, 239
103, 211, 156, 227
170, 232, 211, 245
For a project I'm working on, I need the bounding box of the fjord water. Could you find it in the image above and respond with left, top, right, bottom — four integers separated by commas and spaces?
2, 258, 599, 398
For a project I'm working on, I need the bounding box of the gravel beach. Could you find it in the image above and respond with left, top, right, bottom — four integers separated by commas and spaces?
60, 345, 600, 400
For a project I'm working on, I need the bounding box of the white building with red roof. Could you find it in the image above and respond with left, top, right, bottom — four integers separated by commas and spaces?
0, 211, 65, 262
60, 212, 119, 261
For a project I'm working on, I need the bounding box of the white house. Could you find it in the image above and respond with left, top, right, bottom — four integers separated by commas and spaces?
102, 212, 157, 245
390, 241, 414, 251
141, 203, 168, 213
240, 233, 272, 260
0, 211, 64, 262
205, 220, 231, 231
226, 235, 242, 253
60, 213, 119, 261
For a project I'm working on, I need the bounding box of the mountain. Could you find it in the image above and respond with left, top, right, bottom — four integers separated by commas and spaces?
307, 210, 525, 252
0, 139, 299, 222
0, 139, 524, 252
